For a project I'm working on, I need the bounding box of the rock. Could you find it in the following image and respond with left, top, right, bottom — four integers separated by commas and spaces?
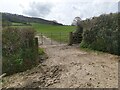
87, 73, 90, 75
86, 82, 92, 87
98, 82, 100, 84
89, 78, 92, 80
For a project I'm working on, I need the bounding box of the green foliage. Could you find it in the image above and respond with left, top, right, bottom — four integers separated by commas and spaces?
2, 27, 39, 75
11, 22, 31, 26
2, 19, 11, 27
80, 13, 119, 55
38, 48, 45, 55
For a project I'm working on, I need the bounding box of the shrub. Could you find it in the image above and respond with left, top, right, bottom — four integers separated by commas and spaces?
80, 13, 119, 55
2, 27, 39, 75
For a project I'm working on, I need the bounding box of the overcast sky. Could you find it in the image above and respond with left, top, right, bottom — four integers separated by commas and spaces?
0, 0, 119, 25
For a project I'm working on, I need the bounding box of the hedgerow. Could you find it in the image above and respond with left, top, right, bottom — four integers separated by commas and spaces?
80, 13, 119, 55
2, 27, 39, 75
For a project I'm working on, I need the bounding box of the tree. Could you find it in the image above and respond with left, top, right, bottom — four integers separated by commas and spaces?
71, 17, 81, 26
72, 17, 83, 44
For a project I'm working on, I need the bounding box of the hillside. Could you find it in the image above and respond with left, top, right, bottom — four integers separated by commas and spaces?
1, 12, 63, 26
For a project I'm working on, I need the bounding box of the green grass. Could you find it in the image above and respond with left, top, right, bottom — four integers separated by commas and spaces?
11, 22, 31, 26
12, 22, 25, 26
38, 48, 45, 55
32, 23, 76, 43
8, 23, 76, 43
80, 47, 105, 55
32, 23, 75, 33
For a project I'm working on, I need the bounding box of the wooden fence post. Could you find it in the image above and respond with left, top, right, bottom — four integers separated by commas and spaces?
60, 32, 61, 44
41, 33, 43, 45
35, 37, 39, 63
51, 33, 52, 45
68, 32, 73, 46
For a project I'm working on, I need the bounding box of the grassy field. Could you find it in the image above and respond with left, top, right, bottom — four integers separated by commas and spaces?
32, 23, 75, 33
32, 23, 76, 43
8, 23, 76, 43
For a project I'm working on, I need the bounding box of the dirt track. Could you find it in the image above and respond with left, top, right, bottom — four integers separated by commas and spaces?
2, 44, 119, 88
40, 44, 119, 88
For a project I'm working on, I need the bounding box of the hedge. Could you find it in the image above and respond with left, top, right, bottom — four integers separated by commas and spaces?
2, 27, 39, 75
80, 13, 120, 55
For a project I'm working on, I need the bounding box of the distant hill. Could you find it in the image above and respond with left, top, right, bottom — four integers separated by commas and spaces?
1, 12, 63, 26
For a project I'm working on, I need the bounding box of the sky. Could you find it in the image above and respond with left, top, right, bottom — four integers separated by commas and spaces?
0, 0, 119, 25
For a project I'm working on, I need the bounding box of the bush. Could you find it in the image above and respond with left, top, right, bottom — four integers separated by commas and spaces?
2, 27, 39, 75
80, 13, 119, 55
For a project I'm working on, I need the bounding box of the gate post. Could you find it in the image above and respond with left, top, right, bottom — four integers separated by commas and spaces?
51, 33, 52, 45
35, 37, 39, 63
60, 32, 61, 44
68, 32, 73, 46
41, 33, 43, 45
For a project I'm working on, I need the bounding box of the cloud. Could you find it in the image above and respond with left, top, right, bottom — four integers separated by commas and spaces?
23, 2, 53, 17
118, 1, 120, 12
0, 0, 119, 25
78, 1, 118, 19
21, 0, 119, 25
45, 1, 118, 25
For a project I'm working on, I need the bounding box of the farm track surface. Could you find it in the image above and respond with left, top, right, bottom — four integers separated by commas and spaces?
2, 36, 119, 88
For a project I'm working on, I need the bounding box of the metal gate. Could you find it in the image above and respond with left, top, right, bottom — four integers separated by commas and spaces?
36, 33, 69, 45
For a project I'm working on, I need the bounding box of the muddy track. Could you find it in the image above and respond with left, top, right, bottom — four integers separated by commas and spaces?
3, 44, 119, 88
2, 36, 119, 88
40, 45, 119, 88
